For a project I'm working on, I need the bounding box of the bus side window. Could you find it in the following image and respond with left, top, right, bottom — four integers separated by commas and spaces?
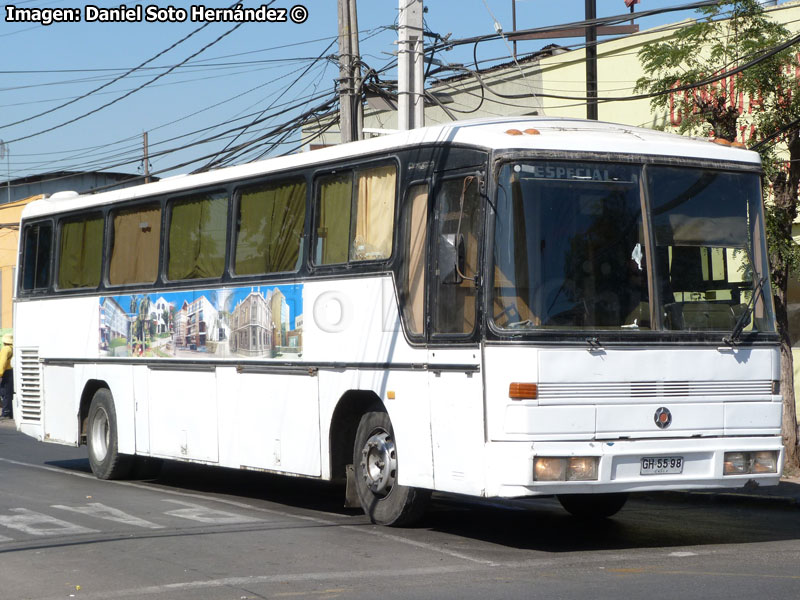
433, 176, 481, 335
235, 178, 306, 275
57, 215, 103, 290
167, 191, 228, 281
403, 184, 428, 336
315, 173, 352, 265
352, 165, 396, 261
22, 223, 53, 292
108, 203, 161, 285
314, 164, 397, 266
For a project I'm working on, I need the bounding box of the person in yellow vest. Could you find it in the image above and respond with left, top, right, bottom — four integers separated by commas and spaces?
0, 334, 12, 420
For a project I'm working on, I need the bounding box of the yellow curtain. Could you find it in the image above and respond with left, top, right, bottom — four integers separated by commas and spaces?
168, 193, 227, 280
109, 205, 161, 285
353, 165, 396, 261
318, 175, 352, 264
58, 217, 103, 289
235, 179, 306, 275
405, 185, 427, 335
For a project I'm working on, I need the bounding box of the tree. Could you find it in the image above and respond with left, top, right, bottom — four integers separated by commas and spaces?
634, 0, 800, 468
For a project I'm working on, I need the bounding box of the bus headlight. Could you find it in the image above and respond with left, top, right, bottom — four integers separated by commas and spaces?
723, 451, 778, 475
534, 457, 598, 481
752, 451, 778, 474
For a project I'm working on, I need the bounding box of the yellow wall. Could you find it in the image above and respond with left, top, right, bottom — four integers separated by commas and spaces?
536, 2, 800, 129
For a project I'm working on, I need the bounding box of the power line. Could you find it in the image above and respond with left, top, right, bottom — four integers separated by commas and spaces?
4, 17, 252, 145
0, 13, 222, 129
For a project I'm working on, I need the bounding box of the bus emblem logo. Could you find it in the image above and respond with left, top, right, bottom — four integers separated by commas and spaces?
654, 407, 672, 429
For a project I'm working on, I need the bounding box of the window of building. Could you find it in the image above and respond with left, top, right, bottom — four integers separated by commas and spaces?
57, 215, 103, 289
314, 164, 396, 265
108, 203, 161, 285
167, 191, 228, 280
21, 222, 52, 292
234, 178, 306, 275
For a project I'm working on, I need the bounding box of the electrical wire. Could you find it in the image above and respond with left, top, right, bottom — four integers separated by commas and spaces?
4, 7, 259, 144
0, 9, 226, 129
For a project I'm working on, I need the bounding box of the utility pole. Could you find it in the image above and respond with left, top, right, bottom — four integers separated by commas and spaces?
398, 0, 424, 130
0, 142, 8, 203
349, 0, 363, 140
508, 0, 636, 121
337, 0, 362, 142
143, 132, 151, 184
585, 0, 598, 120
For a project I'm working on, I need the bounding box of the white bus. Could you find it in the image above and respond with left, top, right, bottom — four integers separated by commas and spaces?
13, 117, 783, 525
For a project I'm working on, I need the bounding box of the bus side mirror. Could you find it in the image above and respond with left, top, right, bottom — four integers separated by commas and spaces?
440, 233, 466, 284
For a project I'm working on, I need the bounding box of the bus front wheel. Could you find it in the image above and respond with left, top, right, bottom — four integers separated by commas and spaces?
353, 409, 429, 526
87, 388, 132, 480
557, 493, 628, 519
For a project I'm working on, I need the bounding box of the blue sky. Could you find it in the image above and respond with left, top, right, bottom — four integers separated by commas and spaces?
0, 1, 758, 185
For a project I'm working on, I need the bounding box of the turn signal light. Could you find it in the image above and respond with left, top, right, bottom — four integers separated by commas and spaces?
509, 382, 537, 400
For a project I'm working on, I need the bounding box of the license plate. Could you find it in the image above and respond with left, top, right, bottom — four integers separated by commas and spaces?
640, 456, 684, 475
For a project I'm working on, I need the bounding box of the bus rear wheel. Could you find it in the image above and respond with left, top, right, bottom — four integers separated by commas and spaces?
557, 493, 628, 519
87, 388, 132, 480
353, 409, 429, 527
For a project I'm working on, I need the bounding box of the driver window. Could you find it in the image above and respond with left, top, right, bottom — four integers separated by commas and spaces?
433, 176, 481, 335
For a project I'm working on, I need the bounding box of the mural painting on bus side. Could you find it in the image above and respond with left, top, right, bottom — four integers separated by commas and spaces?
99, 284, 303, 359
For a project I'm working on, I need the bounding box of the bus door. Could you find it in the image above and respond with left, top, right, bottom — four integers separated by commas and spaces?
427, 173, 486, 495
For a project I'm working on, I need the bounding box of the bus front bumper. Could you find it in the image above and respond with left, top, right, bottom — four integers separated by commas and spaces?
486, 436, 784, 497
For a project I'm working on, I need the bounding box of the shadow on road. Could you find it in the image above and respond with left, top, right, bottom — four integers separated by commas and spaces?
48, 456, 800, 553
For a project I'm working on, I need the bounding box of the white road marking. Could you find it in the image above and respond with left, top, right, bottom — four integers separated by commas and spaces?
51, 502, 165, 529
35, 564, 483, 600
0, 508, 98, 537
669, 551, 699, 557
162, 499, 263, 524
0, 457, 494, 564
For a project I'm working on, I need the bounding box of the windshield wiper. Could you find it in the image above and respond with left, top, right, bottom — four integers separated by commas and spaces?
724, 275, 767, 345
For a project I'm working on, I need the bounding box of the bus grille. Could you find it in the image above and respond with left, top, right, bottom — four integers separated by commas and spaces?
19, 348, 42, 423
537, 380, 773, 402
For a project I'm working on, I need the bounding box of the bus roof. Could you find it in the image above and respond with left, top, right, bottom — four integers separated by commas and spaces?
21, 116, 760, 220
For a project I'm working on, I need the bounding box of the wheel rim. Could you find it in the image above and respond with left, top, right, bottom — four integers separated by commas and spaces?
360, 428, 397, 497
90, 407, 110, 463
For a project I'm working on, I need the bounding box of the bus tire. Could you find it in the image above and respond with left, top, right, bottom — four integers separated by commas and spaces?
557, 493, 628, 519
353, 409, 429, 527
87, 388, 132, 480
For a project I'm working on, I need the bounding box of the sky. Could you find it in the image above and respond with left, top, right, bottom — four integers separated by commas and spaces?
0, 0, 777, 189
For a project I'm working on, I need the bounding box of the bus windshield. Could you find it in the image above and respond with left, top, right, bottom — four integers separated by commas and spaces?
492, 161, 775, 335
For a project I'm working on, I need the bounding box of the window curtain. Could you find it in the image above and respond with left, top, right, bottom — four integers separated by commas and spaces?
235, 180, 306, 275
109, 205, 161, 285
168, 193, 227, 280
353, 165, 396, 261
58, 217, 103, 289
405, 185, 427, 335
317, 175, 352, 265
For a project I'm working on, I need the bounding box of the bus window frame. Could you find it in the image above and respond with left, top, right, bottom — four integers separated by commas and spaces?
163, 187, 232, 285
54, 211, 105, 292
229, 174, 309, 280
19, 219, 55, 296
104, 198, 165, 290
397, 178, 432, 344
310, 158, 400, 272
428, 170, 485, 344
